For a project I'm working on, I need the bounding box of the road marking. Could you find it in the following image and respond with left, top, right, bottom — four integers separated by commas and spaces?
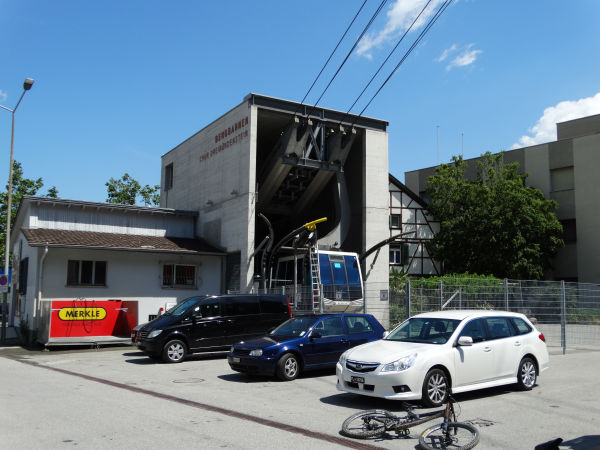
7, 355, 383, 449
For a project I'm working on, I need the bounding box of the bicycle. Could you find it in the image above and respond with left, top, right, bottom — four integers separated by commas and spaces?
341, 395, 479, 450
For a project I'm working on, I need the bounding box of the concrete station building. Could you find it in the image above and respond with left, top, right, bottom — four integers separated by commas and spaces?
160, 93, 391, 322
10, 94, 394, 340
405, 114, 600, 283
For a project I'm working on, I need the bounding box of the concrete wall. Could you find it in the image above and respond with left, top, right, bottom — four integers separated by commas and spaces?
161, 101, 255, 290
573, 133, 600, 282
362, 129, 390, 327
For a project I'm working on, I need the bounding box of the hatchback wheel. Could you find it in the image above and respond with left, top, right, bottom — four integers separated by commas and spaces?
422, 368, 449, 407
517, 357, 537, 390
277, 353, 299, 381
162, 339, 187, 363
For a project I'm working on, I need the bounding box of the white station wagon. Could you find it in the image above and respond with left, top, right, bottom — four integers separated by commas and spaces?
336, 310, 549, 407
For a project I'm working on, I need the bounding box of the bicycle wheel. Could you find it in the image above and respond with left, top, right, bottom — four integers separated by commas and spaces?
419, 421, 479, 450
341, 410, 399, 439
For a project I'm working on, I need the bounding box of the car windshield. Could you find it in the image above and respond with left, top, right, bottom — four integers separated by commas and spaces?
385, 317, 461, 344
270, 317, 319, 337
163, 297, 205, 316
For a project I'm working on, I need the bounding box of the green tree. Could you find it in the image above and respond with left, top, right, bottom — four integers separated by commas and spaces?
426, 153, 564, 279
139, 184, 160, 206
0, 161, 47, 262
105, 173, 160, 206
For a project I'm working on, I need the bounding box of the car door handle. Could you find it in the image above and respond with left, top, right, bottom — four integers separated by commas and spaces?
483, 346, 492, 352
514, 341, 521, 346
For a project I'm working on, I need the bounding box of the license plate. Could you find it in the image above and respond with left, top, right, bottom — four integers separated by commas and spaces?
351, 376, 365, 383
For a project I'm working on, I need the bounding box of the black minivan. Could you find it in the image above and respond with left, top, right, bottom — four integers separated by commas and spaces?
133, 294, 291, 363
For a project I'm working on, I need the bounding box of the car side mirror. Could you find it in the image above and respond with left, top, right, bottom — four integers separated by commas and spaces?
310, 331, 322, 340
457, 336, 473, 346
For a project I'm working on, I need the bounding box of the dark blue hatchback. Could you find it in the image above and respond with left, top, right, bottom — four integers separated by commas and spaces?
227, 313, 385, 381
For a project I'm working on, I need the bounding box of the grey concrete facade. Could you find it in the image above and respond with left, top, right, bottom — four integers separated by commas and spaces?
405, 114, 600, 283
161, 94, 391, 325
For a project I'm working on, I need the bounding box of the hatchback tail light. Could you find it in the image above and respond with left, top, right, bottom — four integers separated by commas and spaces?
538, 333, 546, 343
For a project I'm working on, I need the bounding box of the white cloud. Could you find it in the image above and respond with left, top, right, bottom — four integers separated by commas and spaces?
357, 0, 447, 58
0, 90, 7, 103
436, 44, 457, 62
512, 93, 600, 148
445, 44, 481, 70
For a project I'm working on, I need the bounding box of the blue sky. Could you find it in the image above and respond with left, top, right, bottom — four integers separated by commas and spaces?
1, 0, 599, 203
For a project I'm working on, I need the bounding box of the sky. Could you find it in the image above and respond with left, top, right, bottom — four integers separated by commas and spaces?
1, 0, 599, 203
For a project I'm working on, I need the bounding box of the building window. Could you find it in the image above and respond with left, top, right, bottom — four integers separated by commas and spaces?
550, 166, 574, 192
164, 163, 174, 191
389, 244, 409, 266
560, 219, 577, 243
67, 260, 107, 286
390, 214, 401, 229
18, 257, 28, 295
163, 264, 196, 288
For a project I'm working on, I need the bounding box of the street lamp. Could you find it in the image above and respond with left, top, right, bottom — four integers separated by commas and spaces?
0, 77, 34, 343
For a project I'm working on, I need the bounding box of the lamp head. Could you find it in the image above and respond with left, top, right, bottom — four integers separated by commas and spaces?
23, 78, 34, 91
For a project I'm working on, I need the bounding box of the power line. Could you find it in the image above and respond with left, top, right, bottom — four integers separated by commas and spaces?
341, 0, 435, 121
305, 0, 389, 118
356, 0, 453, 118
299, 0, 369, 107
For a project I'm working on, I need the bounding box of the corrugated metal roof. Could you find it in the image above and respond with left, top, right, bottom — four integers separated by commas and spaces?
21, 228, 225, 255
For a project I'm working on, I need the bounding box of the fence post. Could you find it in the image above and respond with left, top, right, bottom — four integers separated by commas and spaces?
406, 279, 411, 320
439, 280, 443, 311
561, 280, 566, 355
459, 287, 462, 310
504, 278, 509, 311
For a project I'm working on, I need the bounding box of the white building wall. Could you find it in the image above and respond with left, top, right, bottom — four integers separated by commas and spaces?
16, 242, 221, 329
26, 203, 194, 237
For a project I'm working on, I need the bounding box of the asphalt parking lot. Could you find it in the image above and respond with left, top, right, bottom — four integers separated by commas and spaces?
1, 344, 599, 449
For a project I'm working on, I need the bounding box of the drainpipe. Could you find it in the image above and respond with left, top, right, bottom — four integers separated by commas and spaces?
35, 245, 49, 331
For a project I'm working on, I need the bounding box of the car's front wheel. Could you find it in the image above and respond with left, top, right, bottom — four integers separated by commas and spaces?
422, 368, 449, 407
276, 353, 300, 381
162, 339, 187, 363
517, 356, 537, 390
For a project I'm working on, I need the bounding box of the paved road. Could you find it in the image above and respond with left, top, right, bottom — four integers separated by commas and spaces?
1, 344, 599, 449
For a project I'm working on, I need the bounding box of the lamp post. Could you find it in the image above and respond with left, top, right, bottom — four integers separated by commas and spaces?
0, 77, 34, 343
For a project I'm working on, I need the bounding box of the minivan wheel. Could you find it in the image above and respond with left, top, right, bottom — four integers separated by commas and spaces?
517, 357, 537, 390
276, 353, 299, 381
162, 339, 187, 363
422, 368, 449, 407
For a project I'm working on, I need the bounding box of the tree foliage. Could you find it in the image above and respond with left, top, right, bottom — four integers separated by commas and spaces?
106, 173, 160, 206
426, 153, 564, 280
0, 161, 57, 263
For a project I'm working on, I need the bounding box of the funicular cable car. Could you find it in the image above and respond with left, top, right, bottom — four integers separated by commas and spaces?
260, 217, 364, 314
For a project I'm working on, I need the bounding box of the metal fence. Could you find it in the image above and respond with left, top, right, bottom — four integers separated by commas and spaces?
389, 278, 600, 352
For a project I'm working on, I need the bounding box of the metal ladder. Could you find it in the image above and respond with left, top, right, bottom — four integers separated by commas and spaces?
309, 247, 322, 313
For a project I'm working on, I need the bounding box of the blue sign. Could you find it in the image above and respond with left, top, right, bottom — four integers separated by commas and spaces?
0, 268, 12, 284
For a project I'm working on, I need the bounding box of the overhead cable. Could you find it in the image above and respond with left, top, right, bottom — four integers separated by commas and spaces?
356, 0, 453, 119
305, 0, 389, 118
341, 0, 435, 121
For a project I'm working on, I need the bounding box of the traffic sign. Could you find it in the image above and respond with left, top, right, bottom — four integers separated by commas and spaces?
0, 274, 8, 293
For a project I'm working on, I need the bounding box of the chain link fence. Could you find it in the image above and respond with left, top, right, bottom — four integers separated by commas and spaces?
389, 278, 600, 352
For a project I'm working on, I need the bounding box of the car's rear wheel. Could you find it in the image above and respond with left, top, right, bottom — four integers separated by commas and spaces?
276, 353, 299, 381
517, 356, 537, 390
162, 339, 187, 363
422, 368, 449, 407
